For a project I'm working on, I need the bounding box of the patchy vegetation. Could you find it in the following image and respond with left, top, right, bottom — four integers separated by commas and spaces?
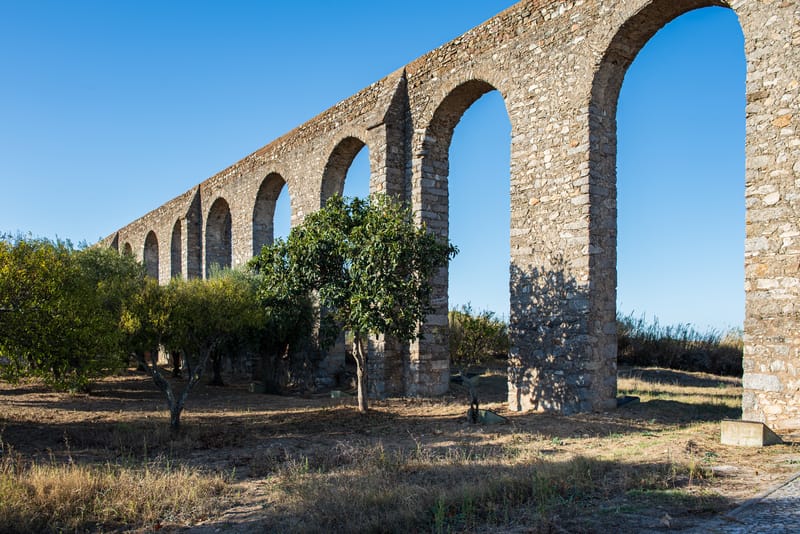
0, 449, 230, 534
617, 312, 743, 376
449, 305, 509, 370
0, 368, 796, 533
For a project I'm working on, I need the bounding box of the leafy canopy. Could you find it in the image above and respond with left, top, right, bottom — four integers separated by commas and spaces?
258, 194, 457, 342
0, 236, 145, 390
252, 194, 456, 411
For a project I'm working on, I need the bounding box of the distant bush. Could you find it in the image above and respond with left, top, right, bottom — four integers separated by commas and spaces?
449, 305, 510, 369
617, 313, 742, 376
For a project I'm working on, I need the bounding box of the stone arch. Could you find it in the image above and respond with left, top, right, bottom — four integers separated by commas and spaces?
122, 242, 133, 256
419, 79, 499, 238
411, 78, 508, 395
170, 219, 182, 279
321, 136, 367, 206
252, 172, 288, 256
143, 231, 159, 280
205, 197, 232, 276
583, 1, 739, 406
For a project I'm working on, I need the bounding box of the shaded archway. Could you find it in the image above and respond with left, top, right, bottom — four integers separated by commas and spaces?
170, 219, 182, 279
252, 172, 288, 256
143, 231, 159, 280
122, 242, 133, 256
321, 136, 368, 205
205, 197, 232, 275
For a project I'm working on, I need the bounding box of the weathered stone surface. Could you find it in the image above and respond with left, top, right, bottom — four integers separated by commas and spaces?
721, 420, 783, 447
99, 0, 799, 430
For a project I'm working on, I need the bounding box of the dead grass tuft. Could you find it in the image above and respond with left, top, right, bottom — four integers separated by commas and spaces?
0, 444, 232, 533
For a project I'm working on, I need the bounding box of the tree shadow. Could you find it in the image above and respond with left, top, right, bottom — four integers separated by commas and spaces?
508, 259, 615, 414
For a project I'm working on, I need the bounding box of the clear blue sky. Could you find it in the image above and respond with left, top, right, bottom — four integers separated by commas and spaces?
0, 2, 744, 332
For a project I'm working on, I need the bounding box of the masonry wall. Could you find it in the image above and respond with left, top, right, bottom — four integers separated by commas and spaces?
101, 0, 800, 433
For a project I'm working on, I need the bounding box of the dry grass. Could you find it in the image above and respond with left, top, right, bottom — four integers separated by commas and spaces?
0, 367, 798, 533
617, 313, 743, 376
0, 447, 232, 533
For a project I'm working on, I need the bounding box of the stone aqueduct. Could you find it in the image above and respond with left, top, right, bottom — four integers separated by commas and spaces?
102, 0, 800, 434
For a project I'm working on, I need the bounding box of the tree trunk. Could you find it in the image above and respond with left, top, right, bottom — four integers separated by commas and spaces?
171, 351, 182, 378
169, 401, 183, 431
261, 351, 282, 394
354, 335, 368, 413
137, 351, 181, 429
209, 352, 225, 386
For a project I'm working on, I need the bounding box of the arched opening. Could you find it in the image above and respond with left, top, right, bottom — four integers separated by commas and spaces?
321, 136, 368, 205
449, 91, 511, 320
122, 242, 133, 256
617, 7, 745, 336
170, 219, 182, 279
342, 145, 370, 200
206, 197, 232, 275
588, 3, 745, 401
253, 173, 289, 255
273, 185, 291, 241
143, 231, 159, 280
416, 79, 511, 392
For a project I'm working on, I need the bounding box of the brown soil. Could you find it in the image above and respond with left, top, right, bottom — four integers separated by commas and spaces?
1, 367, 798, 533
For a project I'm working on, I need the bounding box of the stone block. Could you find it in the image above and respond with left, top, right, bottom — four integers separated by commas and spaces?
721, 420, 783, 447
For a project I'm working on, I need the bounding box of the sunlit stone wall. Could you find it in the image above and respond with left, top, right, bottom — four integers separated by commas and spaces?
100, 0, 799, 431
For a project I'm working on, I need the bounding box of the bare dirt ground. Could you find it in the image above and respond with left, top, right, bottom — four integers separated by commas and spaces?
1, 367, 799, 533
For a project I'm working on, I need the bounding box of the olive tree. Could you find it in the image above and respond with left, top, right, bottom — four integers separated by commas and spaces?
122, 274, 264, 430
254, 194, 456, 412
0, 236, 144, 390
448, 304, 510, 369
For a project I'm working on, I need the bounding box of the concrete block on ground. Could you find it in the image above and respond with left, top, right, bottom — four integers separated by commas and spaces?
721, 420, 783, 447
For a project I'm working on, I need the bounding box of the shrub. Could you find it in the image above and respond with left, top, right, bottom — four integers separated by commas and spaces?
449, 305, 510, 369
616, 312, 742, 376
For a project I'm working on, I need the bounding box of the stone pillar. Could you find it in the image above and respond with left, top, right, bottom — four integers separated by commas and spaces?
185, 190, 203, 279
364, 78, 414, 398
740, 0, 800, 433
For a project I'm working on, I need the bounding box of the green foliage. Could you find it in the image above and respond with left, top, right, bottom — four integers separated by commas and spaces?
165, 274, 263, 365
247, 249, 320, 393
251, 194, 457, 411
259, 194, 457, 343
616, 312, 743, 376
249, 244, 320, 355
122, 272, 265, 429
448, 305, 510, 369
0, 236, 145, 391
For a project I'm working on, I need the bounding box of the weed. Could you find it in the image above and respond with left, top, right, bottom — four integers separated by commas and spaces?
433, 496, 447, 534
